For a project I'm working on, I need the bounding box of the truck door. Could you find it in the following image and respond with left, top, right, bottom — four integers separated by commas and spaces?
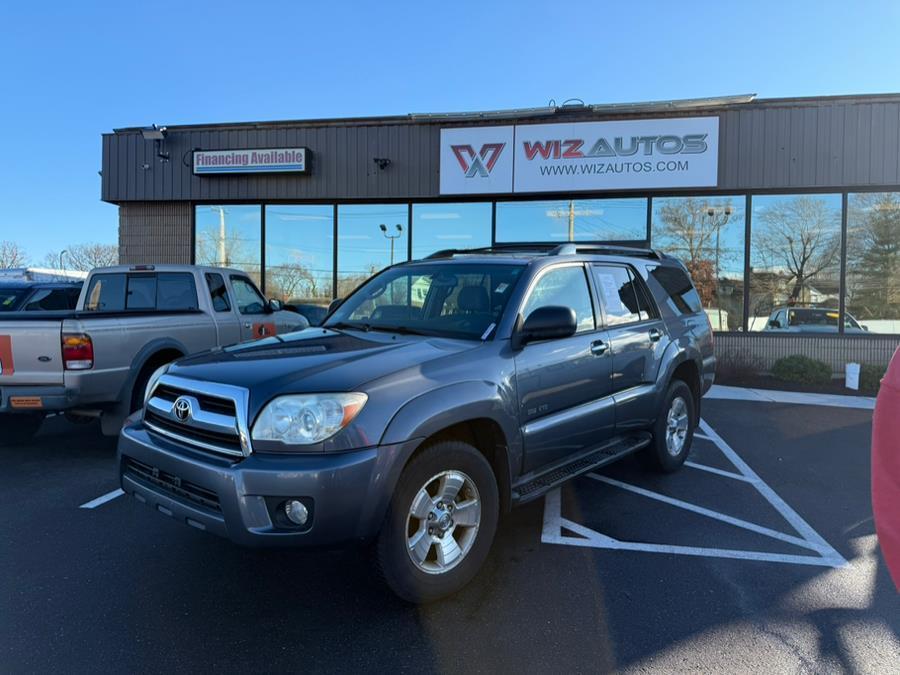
204, 272, 241, 346
228, 275, 275, 341
514, 264, 614, 474
590, 264, 668, 432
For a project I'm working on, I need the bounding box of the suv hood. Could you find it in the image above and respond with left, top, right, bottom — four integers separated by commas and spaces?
167, 327, 478, 395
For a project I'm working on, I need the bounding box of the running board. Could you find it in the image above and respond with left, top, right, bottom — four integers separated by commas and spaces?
511, 433, 652, 504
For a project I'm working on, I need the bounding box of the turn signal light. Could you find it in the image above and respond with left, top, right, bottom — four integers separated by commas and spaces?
62, 333, 94, 370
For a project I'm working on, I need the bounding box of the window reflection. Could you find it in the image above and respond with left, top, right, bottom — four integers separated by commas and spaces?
265, 205, 333, 304
652, 197, 744, 331
847, 193, 900, 333
337, 205, 409, 297
412, 203, 491, 259
749, 194, 842, 332
194, 205, 262, 286
496, 198, 647, 242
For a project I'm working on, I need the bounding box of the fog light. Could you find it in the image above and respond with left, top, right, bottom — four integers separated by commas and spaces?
284, 499, 309, 526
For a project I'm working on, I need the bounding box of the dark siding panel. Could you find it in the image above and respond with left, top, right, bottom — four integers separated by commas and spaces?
102, 99, 900, 204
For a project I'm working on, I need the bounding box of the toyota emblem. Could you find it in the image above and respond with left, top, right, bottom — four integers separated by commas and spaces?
172, 396, 192, 422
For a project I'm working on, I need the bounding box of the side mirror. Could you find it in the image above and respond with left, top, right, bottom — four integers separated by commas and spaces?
327, 298, 343, 315
266, 298, 283, 313
768, 319, 781, 329
515, 306, 577, 348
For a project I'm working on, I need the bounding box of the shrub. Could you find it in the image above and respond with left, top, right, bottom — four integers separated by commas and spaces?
771, 355, 832, 385
859, 363, 886, 395
715, 351, 764, 380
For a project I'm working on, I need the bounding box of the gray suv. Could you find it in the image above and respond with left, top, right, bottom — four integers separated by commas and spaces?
118, 244, 715, 602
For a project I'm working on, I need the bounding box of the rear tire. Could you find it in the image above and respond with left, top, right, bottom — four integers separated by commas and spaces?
641, 379, 695, 473
375, 441, 499, 603
0, 413, 44, 446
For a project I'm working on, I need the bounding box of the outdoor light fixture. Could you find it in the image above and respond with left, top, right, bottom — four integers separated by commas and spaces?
373, 157, 391, 170
140, 124, 170, 163
140, 124, 167, 141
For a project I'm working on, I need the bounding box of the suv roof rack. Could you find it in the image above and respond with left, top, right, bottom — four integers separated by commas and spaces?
425, 242, 663, 260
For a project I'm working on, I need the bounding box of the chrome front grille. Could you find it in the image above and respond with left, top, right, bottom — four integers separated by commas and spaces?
143, 374, 252, 458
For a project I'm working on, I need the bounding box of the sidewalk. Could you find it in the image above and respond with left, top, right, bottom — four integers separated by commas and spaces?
707, 384, 876, 410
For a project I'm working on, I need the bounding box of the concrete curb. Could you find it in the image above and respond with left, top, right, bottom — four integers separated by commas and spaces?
707, 384, 876, 410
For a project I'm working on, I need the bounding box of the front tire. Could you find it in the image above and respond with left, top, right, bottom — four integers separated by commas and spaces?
376, 441, 499, 603
0, 413, 44, 446
641, 379, 695, 473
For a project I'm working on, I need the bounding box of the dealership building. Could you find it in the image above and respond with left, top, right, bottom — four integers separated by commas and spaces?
101, 93, 900, 369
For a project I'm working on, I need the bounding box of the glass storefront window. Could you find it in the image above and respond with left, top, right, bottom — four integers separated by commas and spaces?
748, 194, 842, 332
411, 202, 492, 259
194, 205, 262, 286
496, 198, 647, 243
337, 204, 409, 297
265, 205, 334, 304
847, 193, 900, 334
652, 196, 745, 331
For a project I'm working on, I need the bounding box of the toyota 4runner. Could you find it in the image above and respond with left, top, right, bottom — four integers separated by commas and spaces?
118, 244, 715, 602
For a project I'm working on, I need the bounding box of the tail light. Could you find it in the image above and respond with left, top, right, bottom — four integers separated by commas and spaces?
62, 333, 93, 370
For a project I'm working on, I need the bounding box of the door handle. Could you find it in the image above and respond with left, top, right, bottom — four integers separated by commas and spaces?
649, 328, 663, 342
590, 340, 609, 356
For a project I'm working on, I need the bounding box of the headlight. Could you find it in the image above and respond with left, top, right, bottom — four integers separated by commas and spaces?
144, 364, 171, 404
252, 393, 368, 445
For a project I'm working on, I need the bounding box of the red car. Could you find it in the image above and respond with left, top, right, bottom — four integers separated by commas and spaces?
873, 347, 900, 590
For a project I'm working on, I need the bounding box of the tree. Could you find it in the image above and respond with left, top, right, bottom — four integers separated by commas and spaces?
847, 193, 900, 320
754, 196, 841, 305
0, 241, 28, 268
654, 198, 741, 328
43, 243, 118, 272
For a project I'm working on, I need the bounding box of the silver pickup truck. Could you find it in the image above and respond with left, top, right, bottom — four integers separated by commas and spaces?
0, 264, 308, 444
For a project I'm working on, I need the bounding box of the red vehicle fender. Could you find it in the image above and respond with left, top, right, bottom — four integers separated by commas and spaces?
872, 346, 900, 591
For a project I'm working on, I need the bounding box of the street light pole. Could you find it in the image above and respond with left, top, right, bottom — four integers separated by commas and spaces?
380, 223, 403, 266
59, 249, 68, 272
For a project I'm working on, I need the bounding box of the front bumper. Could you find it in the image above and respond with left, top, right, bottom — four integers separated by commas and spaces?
118, 422, 419, 548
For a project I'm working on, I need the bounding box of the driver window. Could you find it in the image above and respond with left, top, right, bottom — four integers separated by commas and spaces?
230, 276, 266, 315
522, 266, 595, 333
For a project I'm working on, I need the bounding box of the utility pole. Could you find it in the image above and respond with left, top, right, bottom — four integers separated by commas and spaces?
568, 199, 575, 242
206, 206, 229, 266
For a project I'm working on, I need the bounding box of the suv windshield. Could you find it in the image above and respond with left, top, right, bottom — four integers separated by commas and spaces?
326, 263, 525, 340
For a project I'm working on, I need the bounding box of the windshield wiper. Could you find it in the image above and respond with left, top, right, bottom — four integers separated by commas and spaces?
366, 325, 432, 337
327, 321, 371, 332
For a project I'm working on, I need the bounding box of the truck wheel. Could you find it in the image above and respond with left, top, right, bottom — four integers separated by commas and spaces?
0, 413, 44, 446
641, 379, 695, 473
375, 441, 499, 603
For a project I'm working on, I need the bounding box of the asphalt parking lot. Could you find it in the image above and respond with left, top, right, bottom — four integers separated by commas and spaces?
1, 398, 897, 673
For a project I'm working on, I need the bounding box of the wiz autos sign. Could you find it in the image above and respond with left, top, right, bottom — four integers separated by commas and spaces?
439, 117, 718, 194
193, 148, 309, 175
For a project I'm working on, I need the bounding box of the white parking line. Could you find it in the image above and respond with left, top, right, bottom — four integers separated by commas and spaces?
79, 488, 124, 509
541, 417, 849, 568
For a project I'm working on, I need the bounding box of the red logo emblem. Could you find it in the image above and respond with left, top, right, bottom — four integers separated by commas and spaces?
450, 143, 506, 178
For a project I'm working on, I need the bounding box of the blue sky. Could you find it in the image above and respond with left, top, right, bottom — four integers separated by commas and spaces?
1, 0, 899, 263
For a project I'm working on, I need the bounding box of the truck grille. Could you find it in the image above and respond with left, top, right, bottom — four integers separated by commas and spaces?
143, 374, 252, 459
124, 457, 221, 512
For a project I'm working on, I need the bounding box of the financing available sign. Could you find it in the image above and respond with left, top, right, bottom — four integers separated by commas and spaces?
193, 148, 309, 175
440, 117, 719, 194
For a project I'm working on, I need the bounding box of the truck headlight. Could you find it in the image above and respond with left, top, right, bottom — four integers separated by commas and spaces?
252, 393, 368, 445
144, 364, 171, 405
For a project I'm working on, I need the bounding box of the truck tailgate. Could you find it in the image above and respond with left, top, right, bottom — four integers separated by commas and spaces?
0, 319, 64, 386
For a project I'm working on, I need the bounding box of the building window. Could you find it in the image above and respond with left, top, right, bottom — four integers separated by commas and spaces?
748, 194, 842, 331
847, 193, 900, 334
651, 196, 745, 331
496, 198, 647, 243
194, 205, 262, 286
412, 202, 492, 259
265, 205, 334, 304
337, 204, 408, 297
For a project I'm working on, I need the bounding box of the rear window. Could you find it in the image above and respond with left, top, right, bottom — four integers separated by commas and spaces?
83, 273, 197, 312
22, 287, 80, 311
648, 265, 703, 316
0, 288, 29, 311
